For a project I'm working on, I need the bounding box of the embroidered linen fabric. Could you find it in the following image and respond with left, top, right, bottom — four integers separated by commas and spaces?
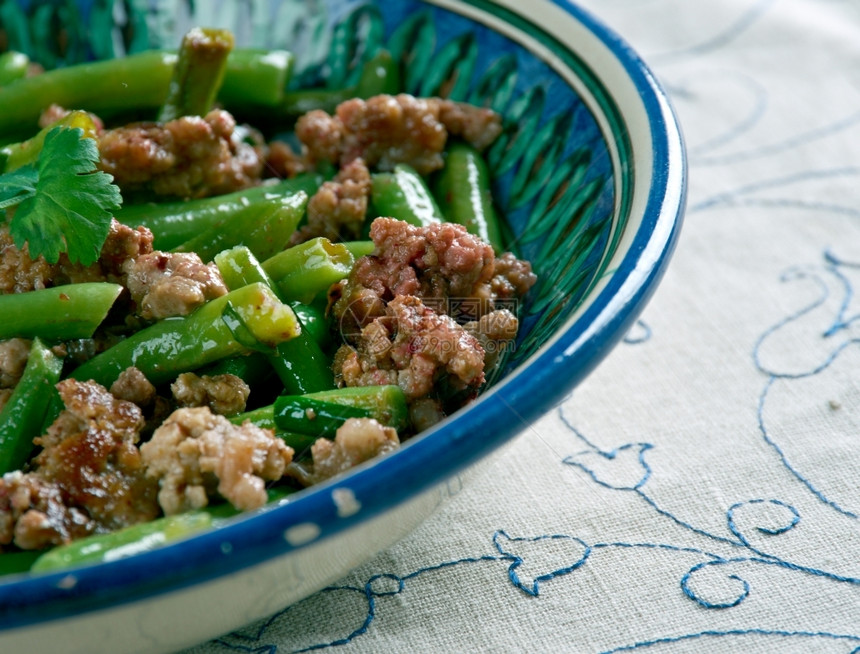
186, 1, 860, 651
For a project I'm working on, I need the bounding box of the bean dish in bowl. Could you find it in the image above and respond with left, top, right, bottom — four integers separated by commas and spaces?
0, 1, 685, 652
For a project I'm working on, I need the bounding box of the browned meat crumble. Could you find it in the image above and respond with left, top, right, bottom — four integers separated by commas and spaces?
335, 294, 487, 401
331, 217, 534, 330
0, 338, 31, 389
0, 379, 159, 550
98, 109, 265, 199
171, 372, 250, 416
122, 251, 228, 320
0, 219, 153, 294
290, 158, 372, 244
292, 417, 399, 486
296, 94, 502, 175
140, 406, 293, 515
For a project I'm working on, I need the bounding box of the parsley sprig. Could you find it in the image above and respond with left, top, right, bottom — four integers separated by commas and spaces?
0, 127, 122, 266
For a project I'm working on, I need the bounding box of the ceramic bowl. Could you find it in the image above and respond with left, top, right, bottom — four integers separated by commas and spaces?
0, 1, 685, 652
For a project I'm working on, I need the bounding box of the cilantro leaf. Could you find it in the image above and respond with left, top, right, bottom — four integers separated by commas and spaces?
0, 166, 38, 210
5, 127, 122, 265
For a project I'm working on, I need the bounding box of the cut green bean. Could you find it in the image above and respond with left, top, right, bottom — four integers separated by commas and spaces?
0, 50, 177, 138
340, 241, 375, 259
158, 27, 234, 122
0, 338, 64, 475
262, 237, 354, 304
30, 487, 296, 572
289, 301, 331, 348
199, 352, 274, 386
354, 49, 401, 98
273, 396, 371, 436
215, 246, 335, 394
230, 405, 320, 453
0, 47, 296, 139
116, 173, 322, 252
0, 52, 30, 86
215, 245, 280, 294
220, 49, 293, 110
433, 143, 505, 254
274, 385, 409, 433
371, 164, 443, 227
70, 283, 299, 388
173, 190, 308, 262
31, 509, 217, 572
0, 283, 123, 341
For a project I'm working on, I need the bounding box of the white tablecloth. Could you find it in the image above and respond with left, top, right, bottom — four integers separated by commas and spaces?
187, 1, 860, 651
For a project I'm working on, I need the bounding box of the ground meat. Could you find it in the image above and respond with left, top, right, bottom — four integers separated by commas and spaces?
331, 218, 495, 332
0, 338, 31, 388
0, 228, 54, 294
332, 218, 536, 330
0, 389, 12, 413
305, 417, 399, 484
140, 407, 293, 515
98, 109, 265, 199
296, 94, 501, 176
490, 251, 538, 300
409, 397, 447, 433
0, 472, 95, 550
0, 379, 159, 550
110, 366, 157, 408
437, 100, 503, 151
122, 251, 227, 320
171, 372, 250, 416
464, 309, 520, 371
335, 294, 486, 400
265, 140, 310, 178
290, 158, 371, 244
0, 219, 153, 294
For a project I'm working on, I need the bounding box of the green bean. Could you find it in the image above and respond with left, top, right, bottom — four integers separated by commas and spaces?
1, 110, 98, 173
215, 246, 335, 394
371, 164, 443, 227
116, 173, 322, 251
274, 385, 409, 433
158, 27, 234, 122
262, 237, 354, 304
199, 352, 274, 387
0, 283, 123, 341
0, 338, 63, 475
31, 509, 217, 572
0, 52, 30, 87
340, 240, 376, 259
289, 301, 331, 348
214, 245, 280, 294
220, 49, 294, 110
273, 396, 371, 436
70, 283, 299, 388
433, 142, 505, 254
173, 190, 308, 262
0, 48, 295, 139
354, 49, 401, 98
229, 405, 320, 453
30, 488, 296, 572
0, 50, 177, 138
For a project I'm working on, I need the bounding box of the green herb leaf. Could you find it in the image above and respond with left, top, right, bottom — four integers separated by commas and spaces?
4, 127, 122, 265
0, 166, 37, 210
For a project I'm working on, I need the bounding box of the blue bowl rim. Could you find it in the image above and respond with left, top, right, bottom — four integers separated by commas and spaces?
0, 0, 686, 630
